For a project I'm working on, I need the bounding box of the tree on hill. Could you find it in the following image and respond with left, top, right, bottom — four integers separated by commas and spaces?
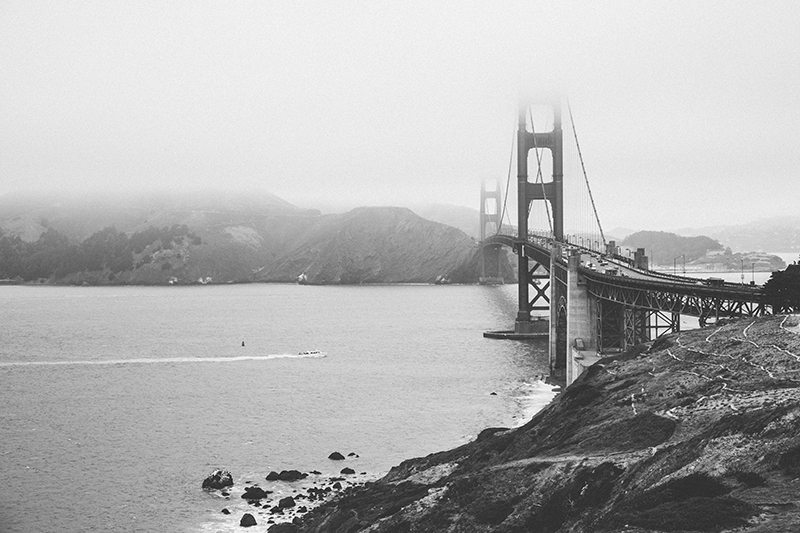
763, 264, 800, 313
0, 224, 200, 281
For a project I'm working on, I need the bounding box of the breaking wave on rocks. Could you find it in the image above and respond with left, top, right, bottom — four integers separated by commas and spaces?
509, 378, 559, 427
0, 352, 327, 367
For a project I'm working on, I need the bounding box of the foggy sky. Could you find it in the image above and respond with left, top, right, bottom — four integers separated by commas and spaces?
2, 1, 798, 230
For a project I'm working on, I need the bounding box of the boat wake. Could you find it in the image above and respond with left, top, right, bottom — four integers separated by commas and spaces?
0, 352, 327, 367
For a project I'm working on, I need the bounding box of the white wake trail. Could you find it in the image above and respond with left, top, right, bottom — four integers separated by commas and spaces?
0, 352, 326, 367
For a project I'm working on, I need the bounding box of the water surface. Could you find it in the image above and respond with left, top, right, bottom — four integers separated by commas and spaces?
0, 284, 552, 532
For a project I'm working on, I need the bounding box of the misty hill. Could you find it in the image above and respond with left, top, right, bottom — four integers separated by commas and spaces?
606, 227, 636, 241
255, 207, 480, 284
621, 231, 723, 266
0, 192, 490, 285
411, 203, 481, 239
673, 216, 800, 253
0, 189, 311, 242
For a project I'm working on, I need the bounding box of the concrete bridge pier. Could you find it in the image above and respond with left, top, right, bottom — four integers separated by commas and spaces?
548, 244, 566, 379
561, 250, 600, 385
479, 244, 504, 285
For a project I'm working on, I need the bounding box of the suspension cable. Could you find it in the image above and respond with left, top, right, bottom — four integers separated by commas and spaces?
567, 98, 606, 247
497, 118, 515, 234
528, 105, 553, 236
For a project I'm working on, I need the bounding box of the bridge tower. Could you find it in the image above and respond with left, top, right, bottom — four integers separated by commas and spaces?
479, 180, 504, 284
515, 100, 564, 351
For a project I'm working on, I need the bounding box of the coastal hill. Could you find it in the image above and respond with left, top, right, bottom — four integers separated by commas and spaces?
621, 230, 786, 271
254, 206, 483, 284
0, 191, 502, 284
411, 203, 482, 239
621, 230, 724, 265
675, 216, 800, 253
295, 315, 800, 532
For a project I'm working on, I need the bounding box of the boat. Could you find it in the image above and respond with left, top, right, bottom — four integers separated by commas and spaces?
298, 350, 324, 356
296, 273, 308, 284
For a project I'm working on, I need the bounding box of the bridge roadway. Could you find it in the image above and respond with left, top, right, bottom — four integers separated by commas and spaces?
484, 233, 769, 320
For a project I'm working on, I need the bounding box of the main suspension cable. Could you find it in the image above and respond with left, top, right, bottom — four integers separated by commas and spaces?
567, 97, 606, 247
497, 118, 516, 234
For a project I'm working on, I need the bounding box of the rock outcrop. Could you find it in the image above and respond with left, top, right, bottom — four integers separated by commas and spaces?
295, 315, 800, 532
241, 486, 271, 500
278, 470, 306, 481
201, 469, 233, 490
278, 496, 296, 509
239, 513, 257, 527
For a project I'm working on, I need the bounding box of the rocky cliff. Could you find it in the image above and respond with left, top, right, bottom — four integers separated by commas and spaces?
293, 314, 800, 532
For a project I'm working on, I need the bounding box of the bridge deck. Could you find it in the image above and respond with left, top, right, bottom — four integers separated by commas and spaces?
483, 233, 767, 307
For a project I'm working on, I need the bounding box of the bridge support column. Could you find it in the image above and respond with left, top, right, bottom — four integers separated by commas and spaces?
623, 307, 649, 349
479, 181, 505, 285
479, 244, 504, 285
564, 250, 599, 385
597, 300, 624, 353
515, 99, 563, 334
549, 244, 566, 377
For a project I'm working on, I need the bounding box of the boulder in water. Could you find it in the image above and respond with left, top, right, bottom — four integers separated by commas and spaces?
240, 513, 257, 527
202, 469, 233, 490
241, 486, 271, 500
221, 508, 230, 515
340, 467, 355, 475
328, 451, 345, 460
278, 496, 295, 509
278, 469, 304, 481
265, 471, 280, 481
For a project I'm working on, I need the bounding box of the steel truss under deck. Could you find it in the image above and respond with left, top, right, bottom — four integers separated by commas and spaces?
586, 272, 768, 350
585, 276, 768, 321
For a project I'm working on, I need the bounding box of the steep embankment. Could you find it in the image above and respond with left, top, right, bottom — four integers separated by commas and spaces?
294, 315, 800, 532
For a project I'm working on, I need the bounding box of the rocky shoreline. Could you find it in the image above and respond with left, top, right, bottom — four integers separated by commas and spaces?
201, 452, 376, 530
271, 314, 800, 532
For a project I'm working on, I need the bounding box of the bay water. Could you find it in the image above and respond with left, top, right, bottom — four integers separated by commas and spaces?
0, 284, 553, 532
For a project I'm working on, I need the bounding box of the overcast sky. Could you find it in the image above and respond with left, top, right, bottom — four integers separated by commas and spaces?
1, 1, 798, 230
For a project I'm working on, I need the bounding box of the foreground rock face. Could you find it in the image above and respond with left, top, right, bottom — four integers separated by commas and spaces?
297, 315, 800, 532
